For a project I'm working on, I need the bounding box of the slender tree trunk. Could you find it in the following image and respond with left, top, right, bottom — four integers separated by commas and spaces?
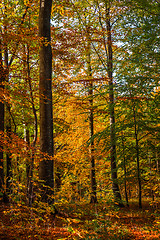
26, 43, 38, 206
4, 40, 12, 197
132, 102, 142, 208
89, 82, 97, 203
85, 26, 97, 203
24, 128, 31, 203
6, 125, 12, 193
24, 128, 34, 207
39, 0, 54, 203
0, 41, 5, 199
122, 134, 129, 206
106, 8, 123, 207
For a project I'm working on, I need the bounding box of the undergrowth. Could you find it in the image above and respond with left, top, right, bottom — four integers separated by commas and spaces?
0, 199, 160, 239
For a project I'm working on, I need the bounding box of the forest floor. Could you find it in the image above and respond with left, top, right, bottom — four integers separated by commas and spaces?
0, 199, 160, 240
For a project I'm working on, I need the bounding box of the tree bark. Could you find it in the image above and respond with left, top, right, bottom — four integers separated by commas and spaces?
87, 50, 97, 204
85, 25, 97, 203
26, 43, 38, 206
4, 40, 12, 198
122, 134, 129, 206
132, 101, 142, 208
39, 0, 54, 203
0, 41, 5, 199
89, 82, 97, 204
6, 125, 12, 194
24, 128, 30, 200
106, 8, 123, 207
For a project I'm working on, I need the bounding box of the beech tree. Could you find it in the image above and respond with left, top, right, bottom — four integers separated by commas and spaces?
39, 0, 54, 203
105, 4, 123, 206
86, 32, 98, 204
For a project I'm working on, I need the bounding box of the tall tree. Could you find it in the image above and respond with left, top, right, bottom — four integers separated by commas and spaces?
39, 0, 54, 203
105, 5, 123, 207
0, 40, 5, 200
86, 32, 98, 204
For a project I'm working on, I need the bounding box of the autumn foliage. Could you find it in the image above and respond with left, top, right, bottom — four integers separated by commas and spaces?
0, 0, 159, 239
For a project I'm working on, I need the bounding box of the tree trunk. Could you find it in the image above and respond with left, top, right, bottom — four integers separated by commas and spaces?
4, 41, 12, 198
89, 82, 97, 203
122, 134, 129, 206
24, 128, 34, 207
132, 102, 142, 208
0, 41, 5, 199
86, 27, 97, 203
6, 125, 12, 194
106, 8, 123, 207
88, 58, 97, 204
26, 42, 38, 206
39, 0, 54, 203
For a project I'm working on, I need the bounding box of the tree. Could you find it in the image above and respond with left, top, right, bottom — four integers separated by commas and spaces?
105, 5, 123, 206
86, 33, 98, 204
0, 40, 5, 200
39, 0, 54, 203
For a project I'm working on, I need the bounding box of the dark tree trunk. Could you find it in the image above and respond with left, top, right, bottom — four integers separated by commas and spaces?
132, 102, 142, 209
106, 8, 123, 207
25, 128, 30, 195
4, 42, 12, 197
0, 42, 5, 198
122, 134, 129, 206
89, 81, 97, 203
6, 125, 12, 194
24, 128, 33, 207
25, 42, 38, 206
86, 30, 97, 203
0, 41, 8, 202
39, 0, 54, 203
